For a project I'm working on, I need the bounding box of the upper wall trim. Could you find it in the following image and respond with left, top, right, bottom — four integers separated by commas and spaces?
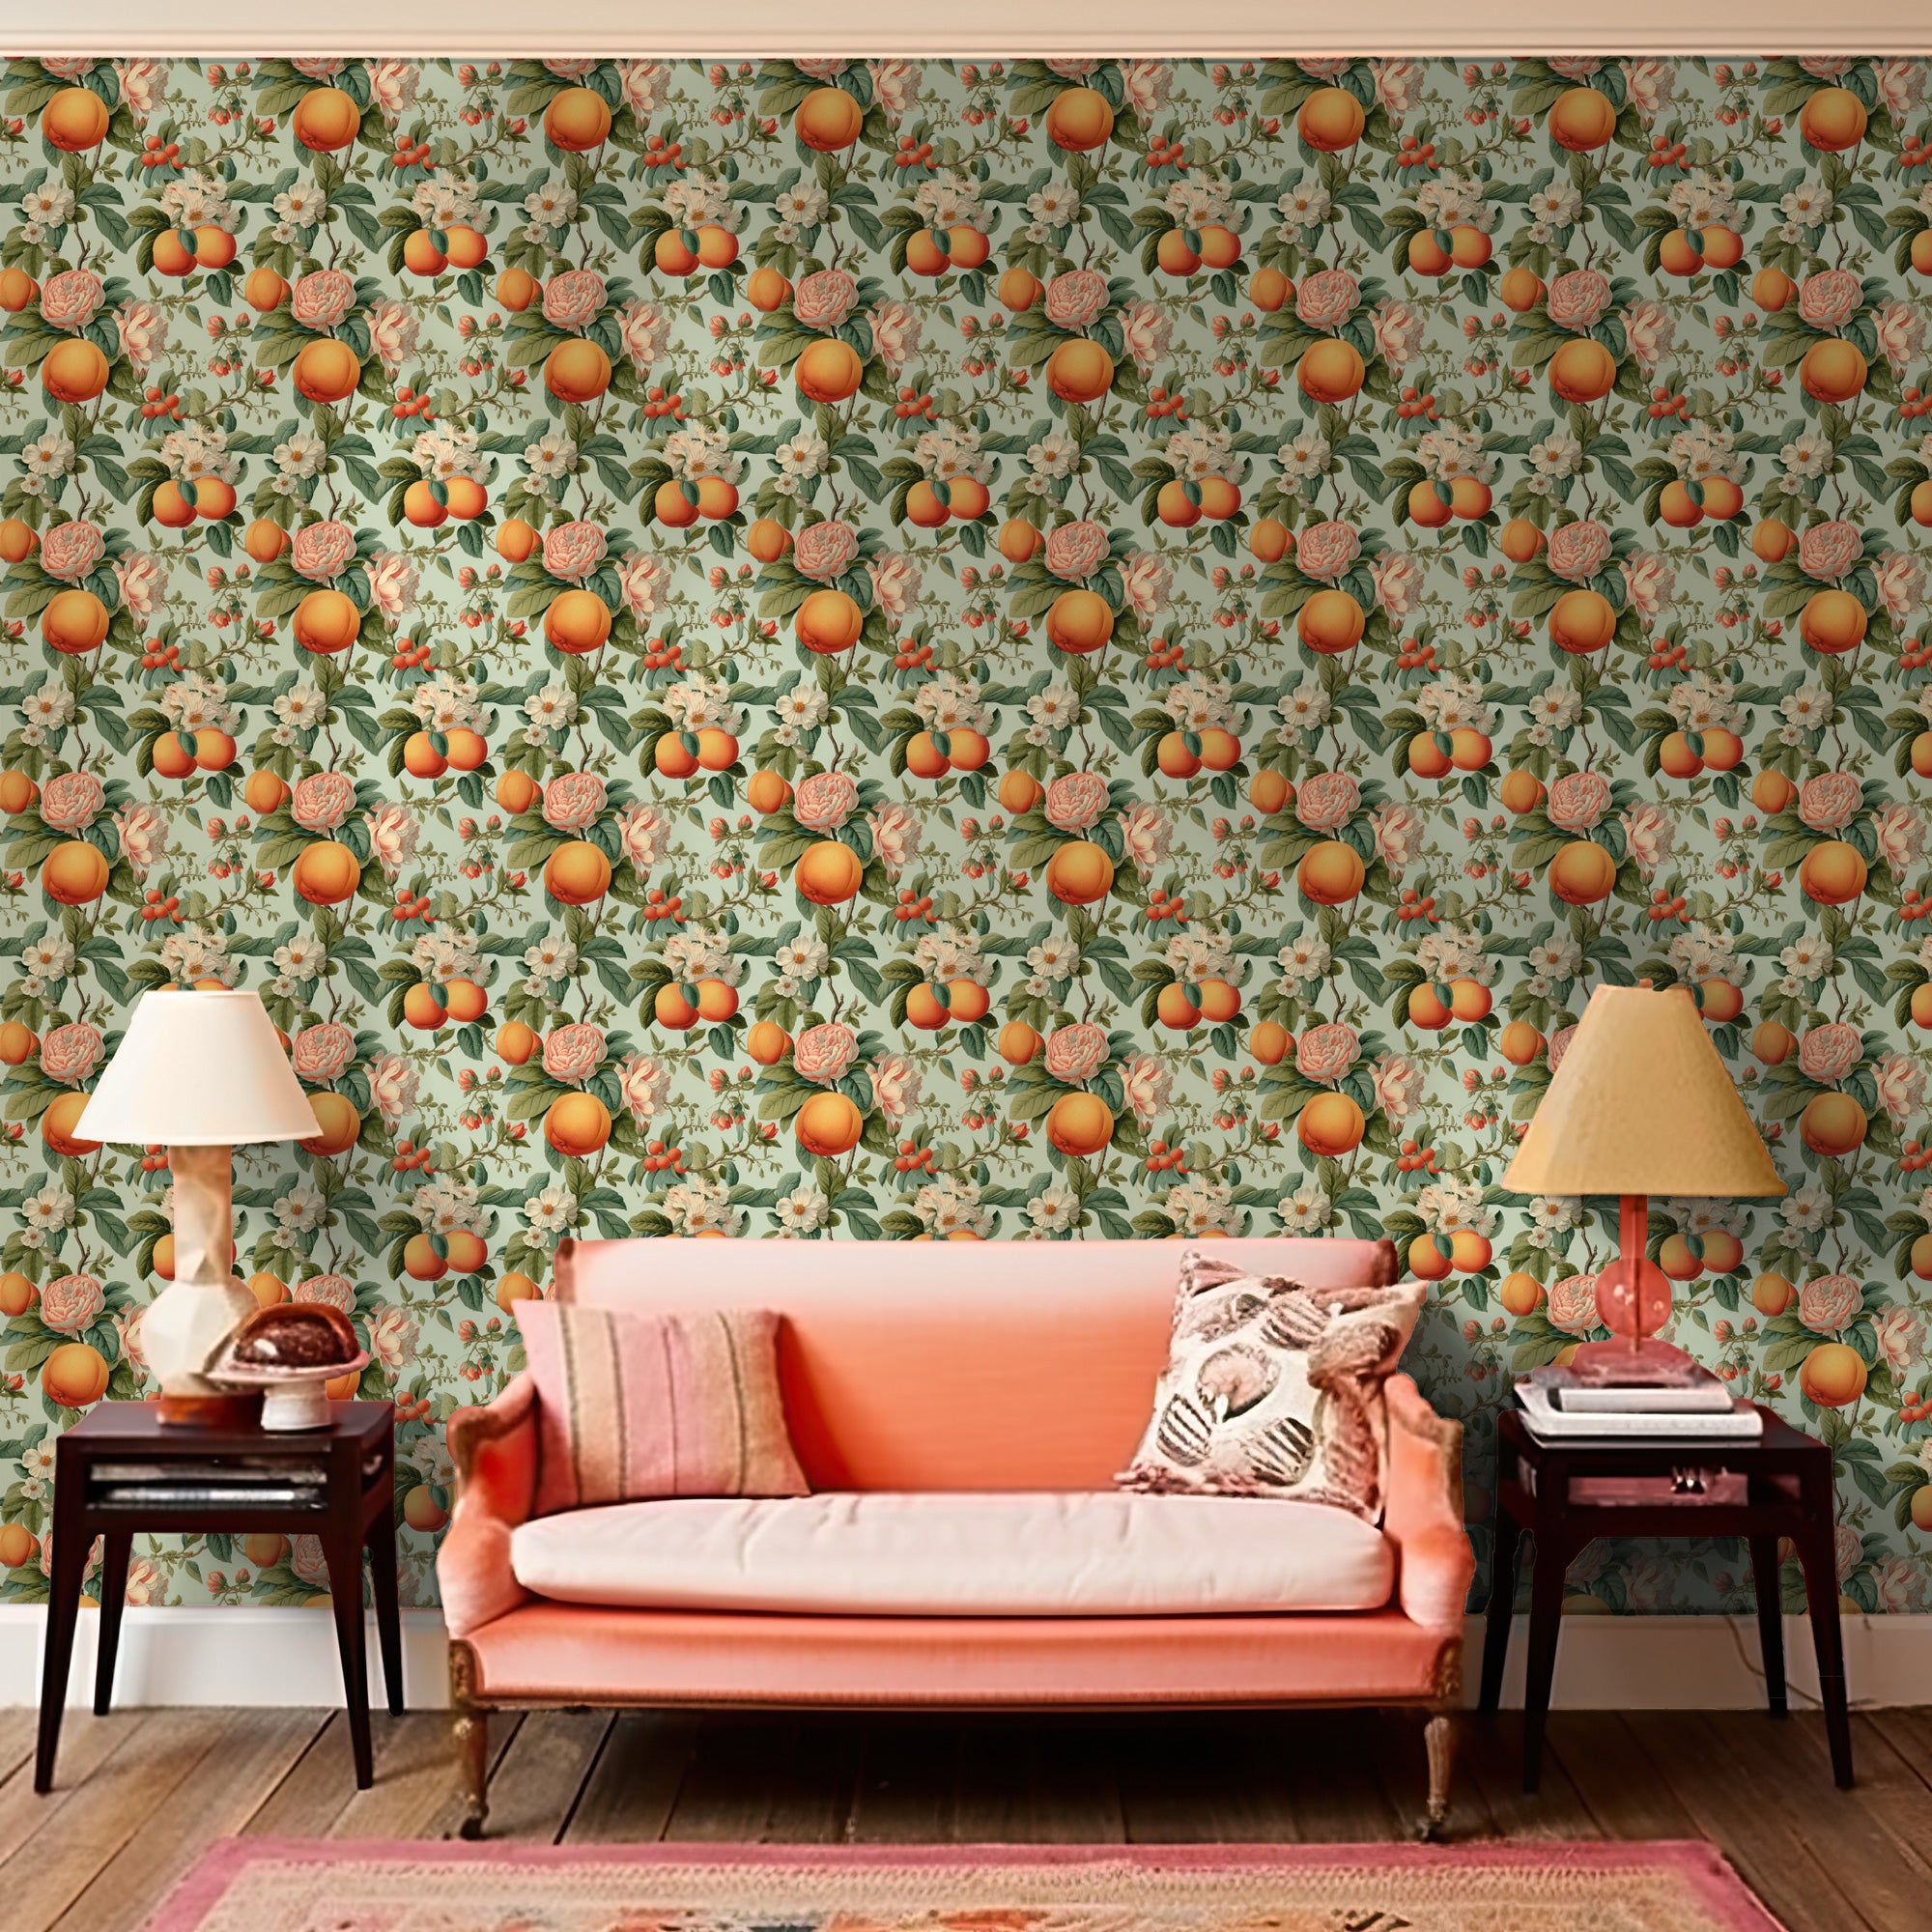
9, 3, 1931, 59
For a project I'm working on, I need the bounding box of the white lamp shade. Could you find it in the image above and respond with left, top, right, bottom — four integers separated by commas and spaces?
75, 989, 322, 1147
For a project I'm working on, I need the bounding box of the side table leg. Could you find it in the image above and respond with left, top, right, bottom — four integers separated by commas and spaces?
322, 1529, 375, 1789
1797, 1514, 1855, 1788
1478, 1509, 1523, 1714
367, 1502, 405, 1717
93, 1532, 132, 1717
35, 1492, 91, 1793
1520, 1528, 1569, 1794
1748, 1536, 1787, 1718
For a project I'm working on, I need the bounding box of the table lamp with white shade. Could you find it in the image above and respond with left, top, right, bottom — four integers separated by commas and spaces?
75, 987, 321, 1424
1504, 981, 1786, 1375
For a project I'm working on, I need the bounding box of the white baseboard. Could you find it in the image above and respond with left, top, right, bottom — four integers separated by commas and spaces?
1, 1606, 1926, 1713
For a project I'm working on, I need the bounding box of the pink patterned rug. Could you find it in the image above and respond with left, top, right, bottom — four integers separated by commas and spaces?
148, 1839, 1784, 1932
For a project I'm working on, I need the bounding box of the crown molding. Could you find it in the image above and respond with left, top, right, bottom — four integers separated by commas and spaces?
6, 3, 1929, 59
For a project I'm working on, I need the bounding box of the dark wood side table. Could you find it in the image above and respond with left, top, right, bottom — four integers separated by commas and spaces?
36, 1400, 403, 1795
1478, 1405, 1851, 1792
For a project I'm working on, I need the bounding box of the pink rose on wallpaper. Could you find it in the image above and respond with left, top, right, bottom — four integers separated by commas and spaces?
541, 771, 607, 833
1873, 1303, 1925, 1376
1624, 299, 1674, 371
290, 772, 355, 833
41, 269, 104, 333
618, 801, 672, 870
1798, 270, 1861, 333
115, 802, 168, 877
1620, 551, 1674, 620
868, 802, 921, 874
365, 1303, 418, 1374
617, 552, 668, 620
1872, 801, 1926, 874
793, 519, 860, 582
364, 801, 420, 878
1044, 1022, 1109, 1085
1372, 298, 1425, 368
1546, 519, 1612, 582
1295, 1022, 1360, 1086
1622, 58, 1676, 120
1045, 519, 1109, 582
542, 269, 607, 332
1294, 520, 1360, 582
40, 1274, 105, 1336
1877, 59, 1927, 119
1798, 771, 1862, 835
1044, 270, 1109, 331
868, 60, 923, 121
115, 60, 169, 120
1122, 1052, 1172, 1122
292, 1022, 356, 1085
1621, 801, 1674, 873
116, 298, 167, 372
1547, 1024, 1578, 1072
1545, 268, 1611, 332
867, 553, 920, 620
290, 269, 355, 331
1877, 553, 1925, 626
793, 1021, 858, 1087
368, 1055, 418, 1126
1044, 771, 1110, 833
1294, 769, 1359, 833
1295, 270, 1358, 331
1371, 553, 1423, 617
365, 59, 420, 125
869, 299, 921, 374
618, 61, 669, 116
619, 1053, 670, 1123
291, 58, 346, 78
1798, 519, 1862, 582
40, 771, 104, 834
1547, 1273, 1601, 1336
1372, 1050, 1424, 1122
39, 1022, 103, 1087
1373, 803, 1426, 872
1120, 550, 1172, 620
1547, 771, 1611, 833
1121, 61, 1174, 118
291, 520, 356, 582
542, 1022, 606, 1086
542, 520, 608, 582
1875, 298, 1924, 376
793, 770, 858, 833
792, 269, 858, 331
1798, 1021, 1863, 1086
1799, 1272, 1861, 1336
618, 298, 670, 374
1121, 298, 1172, 373
368, 299, 418, 375
1373, 59, 1425, 117
1120, 802, 1172, 873
868, 1052, 922, 1122
1877, 1052, 1924, 1126
40, 521, 105, 583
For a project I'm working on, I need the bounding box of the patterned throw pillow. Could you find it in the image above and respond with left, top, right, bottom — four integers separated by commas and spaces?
1117, 1250, 1427, 1522
518, 1302, 808, 1517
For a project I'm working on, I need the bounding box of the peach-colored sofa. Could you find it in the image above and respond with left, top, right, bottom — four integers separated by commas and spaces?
440, 1236, 1473, 1837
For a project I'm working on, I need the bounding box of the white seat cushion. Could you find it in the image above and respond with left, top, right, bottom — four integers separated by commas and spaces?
509, 1491, 1394, 1617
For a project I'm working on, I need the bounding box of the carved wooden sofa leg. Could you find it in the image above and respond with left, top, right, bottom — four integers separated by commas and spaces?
1421, 1711, 1457, 1841
450, 1642, 490, 1840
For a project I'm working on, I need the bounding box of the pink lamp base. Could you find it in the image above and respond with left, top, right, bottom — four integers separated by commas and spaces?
1574, 1237, 1697, 1382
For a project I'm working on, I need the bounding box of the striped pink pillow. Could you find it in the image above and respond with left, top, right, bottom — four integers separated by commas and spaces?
518, 1303, 807, 1517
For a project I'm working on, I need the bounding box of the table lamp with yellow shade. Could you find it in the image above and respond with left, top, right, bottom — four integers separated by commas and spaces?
1504, 981, 1786, 1375
74, 986, 321, 1423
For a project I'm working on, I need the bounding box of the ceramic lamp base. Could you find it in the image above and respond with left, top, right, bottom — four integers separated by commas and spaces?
1568, 1336, 1700, 1381
257, 1381, 336, 1432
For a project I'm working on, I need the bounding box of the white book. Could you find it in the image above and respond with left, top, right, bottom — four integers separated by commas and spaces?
1551, 1383, 1734, 1414
1517, 1383, 1764, 1439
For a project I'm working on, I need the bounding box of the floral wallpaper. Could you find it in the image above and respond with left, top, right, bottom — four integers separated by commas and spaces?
2, 50, 1932, 1620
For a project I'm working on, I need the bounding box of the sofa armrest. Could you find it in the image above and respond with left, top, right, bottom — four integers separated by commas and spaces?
1382, 1373, 1474, 1632
440, 1372, 539, 1638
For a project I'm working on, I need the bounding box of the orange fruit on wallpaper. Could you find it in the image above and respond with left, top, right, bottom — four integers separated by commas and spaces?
545, 1092, 611, 1156
1800, 589, 1866, 655
1047, 588, 1114, 654
1498, 1020, 1544, 1065
1800, 1092, 1866, 1157
795, 337, 864, 403
42, 1089, 102, 1155
998, 266, 1042, 312
795, 1091, 865, 1156
244, 266, 289, 311
1297, 839, 1364, 905
545, 840, 612, 905
545, 589, 613, 655
403, 1485, 449, 1533
1548, 87, 1616, 151
294, 588, 361, 654
1799, 1341, 1867, 1407
242, 518, 288, 563
545, 86, 612, 152
1499, 1272, 1546, 1317
43, 338, 109, 404
0, 1021, 35, 1065
293, 840, 361, 906
1750, 518, 1795, 564
1548, 337, 1616, 403
299, 1091, 362, 1156
497, 1271, 541, 1313
1157, 730, 1203, 779
1248, 1019, 1291, 1065
1799, 86, 1867, 153
243, 770, 290, 813
796, 86, 864, 152
546, 338, 611, 403
1046, 840, 1114, 906
0, 771, 34, 813
1548, 588, 1616, 655
1497, 268, 1544, 312
495, 265, 538, 311
1249, 518, 1291, 563
797, 840, 864, 905
293, 86, 359, 151
1801, 338, 1865, 404
403, 1233, 448, 1280
998, 769, 1043, 814
745, 770, 791, 814
43, 839, 109, 906
497, 769, 541, 813
1157, 981, 1203, 1030
442, 726, 487, 770
654, 981, 698, 1029
403, 982, 447, 1030
1297, 589, 1365, 654
1408, 1233, 1453, 1280
998, 518, 1041, 562
1407, 982, 1452, 1030
0, 267, 34, 311
152, 230, 198, 278
1751, 1020, 1797, 1064
745, 519, 791, 563
746, 1020, 791, 1065
1297, 86, 1364, 153
1047, 1091, 1114, 1158
997, 1021, 1042, 1065
1248, 267, 1291, 312
1045, 338, 1114, 404
745, 267, 791, 312
1046, 86, 1114, 153
497, 1020, 539, 1064
152, 731, 198, 780
1406, 230, 1451, 279
43, 1342, 109, 1408
1158, 230, 1204, 278
494, 517, 539, 563
292, 337, 361, 404
1297, 1091, 1365, 1157
1549, 839, 1615, 905
1751, 267, 1796, 312
1296, 338, 1364, 404
1751, 1271, 1796, 1316
796, 587, 865, 654
0, 1522, 37, 1567
43, 86, 109, 152
0, 516, 35, 560
1751, 769, 1797, 814
42, 589, 110, 655
1248, 770, 1290, 814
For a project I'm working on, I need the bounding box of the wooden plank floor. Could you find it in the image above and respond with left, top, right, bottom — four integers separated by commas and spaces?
3, 1705, 1927, 1932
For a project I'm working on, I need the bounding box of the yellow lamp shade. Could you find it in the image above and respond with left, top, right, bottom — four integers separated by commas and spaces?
1504, 983, 1784, 1200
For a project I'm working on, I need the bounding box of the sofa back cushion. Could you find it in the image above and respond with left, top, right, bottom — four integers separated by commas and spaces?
551, 1236, 1399, 1492
518, 1301, 808, 1517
